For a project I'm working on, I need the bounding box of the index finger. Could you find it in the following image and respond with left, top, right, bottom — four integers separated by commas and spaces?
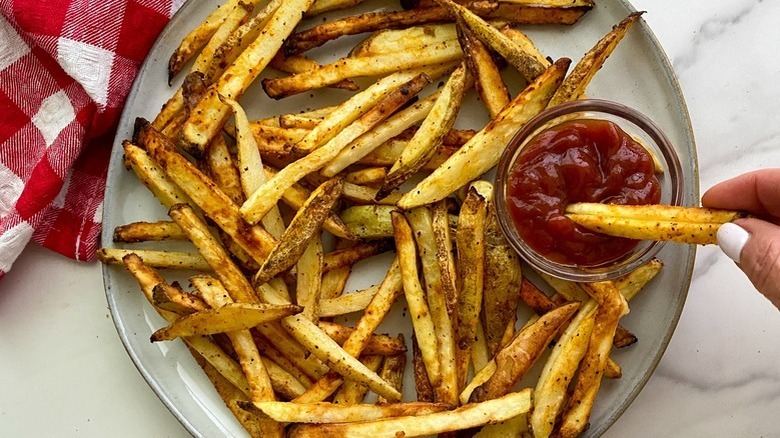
701, 169, 780, 219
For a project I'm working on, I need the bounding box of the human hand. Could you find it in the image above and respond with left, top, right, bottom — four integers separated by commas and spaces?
701, 169, 780, 309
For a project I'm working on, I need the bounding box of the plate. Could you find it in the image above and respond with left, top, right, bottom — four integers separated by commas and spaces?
102, 1, 697, 436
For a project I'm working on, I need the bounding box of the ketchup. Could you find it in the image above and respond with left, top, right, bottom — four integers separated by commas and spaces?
506, 118, 661, 266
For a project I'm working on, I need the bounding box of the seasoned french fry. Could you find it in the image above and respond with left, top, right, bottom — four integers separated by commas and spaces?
97, 248, 210, 271
123, 141, 195, 210
288, 389, 533, 437
244, 399, 447, 423
319, 285, 379, 317
204, 134, 245, 205
548, 12, 643, 107
152, 282, 209, 315
307, 0, 367, 16
180, 0, 316, 156
377, 63, 468, 200
270, 53, 360, 91
242, 73, 430, 223
351, 23, 457, 58
322, 239, 395, 272
282, 314, 403, 402
344, 167, 387, 185
469, 302, 579, 403
113, 221, 186, 243
340, 205, 395, 239
412, 334, 435, 403
316, 321, 407, 356
457, 18, 509, 118
431, 200, 458, 327
398, 58, 570, 209
565, 203, 744, 245
253, 178, 343, 286
471, 2, 593, 25
392, 211, 442, 388
332, 355, 384, 404
616, 258, 664, 301
296, 234, 323, 322
150, 302, 302, 341
376, 336, 407, 404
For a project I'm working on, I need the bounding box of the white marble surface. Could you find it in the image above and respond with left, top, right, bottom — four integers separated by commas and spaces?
2, 0, 779, 436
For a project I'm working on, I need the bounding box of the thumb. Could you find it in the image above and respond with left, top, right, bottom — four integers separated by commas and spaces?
717, 219, 780, 309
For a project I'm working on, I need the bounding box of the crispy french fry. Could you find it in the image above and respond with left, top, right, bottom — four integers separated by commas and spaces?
282, 314, 403, 402
548, 12, 643, 107
296, 234, 323, 322
322, 239, 394, 272
180, 0, 316, 156
123, 141, 195, 210
244, 399, 447, 423
150, 302, 302, 341
358, 139, 459, 170
307, 0, 367, 16
152, 282, 209, 315
398, 58, 570, 209
317, 321, 407, 356
436, 0, 545, 82
270, 53, 360, 91
469, 302, 579, 403
616, 258, 664, 301
97, 248, 210, 271
242, 73, 430, 223
377, 63, 468, 200
253, 178, 343, 286
376, 337, 407, 404
204, 134, 245, 205
431, 200, 458, 328
412, 334, 435, 403
113, 221, 187, 243
288, 389, 533, 438
392, 211, 441, 388
332, 355, 384, 404
565, 203, 744, 245
319, 285, 379, 317
340, 205, 394, 239
455, 183, 490, 381
471, 2, 592, 25
457, 18, 509, 118
351, 23, 457, 58
344, 167, 387, 185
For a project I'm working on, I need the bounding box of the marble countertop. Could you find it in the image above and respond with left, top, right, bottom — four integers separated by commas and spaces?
2, 0, 779, 436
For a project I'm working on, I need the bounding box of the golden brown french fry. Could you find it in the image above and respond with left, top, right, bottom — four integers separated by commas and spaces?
123, 141, 195, 210
113, 221, 186, 243
242, 73, 430, 223
152, 282, 209, 315
307, 0, 367, 16
392, 211, 441, 388
344, 167, 387, 185
350, 23, 457, 58
342, 182, 402, 206
252, 178, 343, 286
150, 302, 302, 341
455, 182, 490, 390
140, 123, 277, 264
244, 399, 447, 423
288, 389, 533, 437
339, 204, 395, 239
316, 321, 407, 356
557, 282, 629, 438
397, 58, 570, 209
262, 44, 453, 98
318, 285, 379, 317
293, 259, 403, 403
282, 314, 403, 402
501, 26, 550, 68
180, 0, 315, 156
565, 203, 744, 245
377, 63, 468, 200
405, 206, 458, 405
469, 2, 593, 25
548, 12, 643, 107
296, 234, 323, 322
332, 355, 384, 404
322, 239, 395, 272
270, 53, 360, 91
357, 139, 459, 170
615, 258, 664, 301
412, 334, 435, 403
97, 248, 210, 271
204, 134, 245, 206
469, 302, 579, 403
376, 337, 406, 404
431, 200, 458, 329
457, 19, 509, 118
436, 0, 545, 82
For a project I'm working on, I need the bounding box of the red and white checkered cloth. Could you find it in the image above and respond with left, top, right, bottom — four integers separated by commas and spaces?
0, 0, 184, 278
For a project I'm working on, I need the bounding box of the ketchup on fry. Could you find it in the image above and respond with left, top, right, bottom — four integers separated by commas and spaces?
506, 118, 661, 266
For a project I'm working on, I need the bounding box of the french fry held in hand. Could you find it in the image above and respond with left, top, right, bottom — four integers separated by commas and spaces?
565, 202, 746, 245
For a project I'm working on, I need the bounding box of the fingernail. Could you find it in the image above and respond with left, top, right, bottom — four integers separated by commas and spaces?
717, 222, 750, 263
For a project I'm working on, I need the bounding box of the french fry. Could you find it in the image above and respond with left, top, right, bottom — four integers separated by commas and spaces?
140, 123, 277, 263
97, 248, 210, 271
454, 182, 490, 387
342, 182, 402, 206
469, 2, 593, 25
357, 139, 459, 170
316, 321, 407, 356
340, 204, 395, 239
296, 234, 323, 322
244, 399, 447, 424
152, 282, 210, 315
113, 221, 187, 243
350, 23, 457, 58
565, 203, 744, 245
615, 257, 664, 301
322, 239, 395, 272
469, 302, 579, 403
412, 334, 435, 403
122, 142, 195, 210
457, 18, 510, 118
150, 302, 302, 341
288, 389, 533, 437
548, 12, 643, 107
282, 314, 403, 402
436, 0, 545, 82
397, 58, 570, 209
319, 285, 379, 317
307, 0, 367, 16
332, 355, 384, 404
344, 167, 387, 185
180, 0, 316, 156
557, 282, 629, 437
204, 134, 245, 206
501, 26, 551, 68
262, 44, 453, 98
270, 53, 360, 91
376, 338, 406, 403
376, 63, 468, 200
392, 211, 441, 388
431, 200, 458, 328
242, 73, 430, 223
252, 178, 344, 286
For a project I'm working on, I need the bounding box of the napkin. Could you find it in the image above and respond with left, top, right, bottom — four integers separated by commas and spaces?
0, 0, 184, 278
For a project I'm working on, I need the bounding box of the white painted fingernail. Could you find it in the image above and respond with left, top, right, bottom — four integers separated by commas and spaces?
717, 222, 750, 263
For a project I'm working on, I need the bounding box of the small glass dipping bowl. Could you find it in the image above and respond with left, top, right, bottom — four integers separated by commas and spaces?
494, 99, 684, 282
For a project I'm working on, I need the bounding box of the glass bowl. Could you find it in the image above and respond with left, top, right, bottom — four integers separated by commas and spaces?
494, 99, 684, 282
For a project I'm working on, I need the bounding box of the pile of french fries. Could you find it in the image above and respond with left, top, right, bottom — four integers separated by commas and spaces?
98, 0, 734, 436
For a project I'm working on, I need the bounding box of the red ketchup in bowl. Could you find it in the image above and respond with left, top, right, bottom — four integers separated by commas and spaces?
506, 118, 661, 266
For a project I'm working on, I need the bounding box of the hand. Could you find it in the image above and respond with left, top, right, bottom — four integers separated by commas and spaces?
702, 169, 780, 309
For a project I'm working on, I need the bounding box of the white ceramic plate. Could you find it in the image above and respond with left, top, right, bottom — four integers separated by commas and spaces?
103, 1, 697, 436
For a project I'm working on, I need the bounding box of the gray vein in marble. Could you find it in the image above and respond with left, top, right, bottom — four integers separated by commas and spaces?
673, 0, 764, 72
654, 365, 779, 395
